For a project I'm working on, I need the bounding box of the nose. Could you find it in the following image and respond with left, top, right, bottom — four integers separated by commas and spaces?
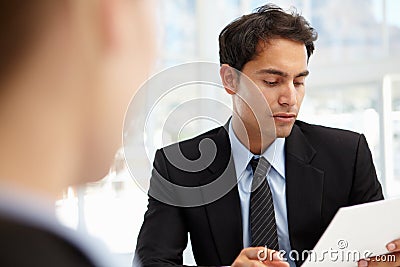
278, 82, 297, 107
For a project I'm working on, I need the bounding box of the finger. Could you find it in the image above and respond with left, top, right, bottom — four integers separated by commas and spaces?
239, 247, 267, 260
244, 247, 285, 262
235, 247, 289, 266
266, 260, 290, 267
387, 239, 400, 253
238, 247, 270, 260
231, 258, 266, 267
358, 252, 399, 267
232, 248, 271, 267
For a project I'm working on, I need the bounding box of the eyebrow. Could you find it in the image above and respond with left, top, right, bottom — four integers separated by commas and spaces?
255, 68, 309, 78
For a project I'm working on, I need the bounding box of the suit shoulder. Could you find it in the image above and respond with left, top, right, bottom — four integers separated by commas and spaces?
0, 215, 96, 267
158, 126, 228, 160
295, 120, 362, 140
293, 120, 367, 153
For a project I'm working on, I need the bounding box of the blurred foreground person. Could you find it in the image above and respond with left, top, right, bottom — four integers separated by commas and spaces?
0, 1, 154, 266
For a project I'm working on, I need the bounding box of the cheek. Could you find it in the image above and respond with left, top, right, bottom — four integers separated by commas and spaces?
261, 91, 277, 110
128, 2, 155, 86
76, 2, 156, 183
296, 88, 305, 106
84, 92, 124, 182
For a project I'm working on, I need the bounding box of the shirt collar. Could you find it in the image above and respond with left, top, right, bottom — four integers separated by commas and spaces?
229, 121, 286, 179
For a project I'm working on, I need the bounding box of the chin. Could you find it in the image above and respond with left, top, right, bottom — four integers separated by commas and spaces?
74, 138, 119, 186
275, 124, 295, 138
73, 156, 111, 186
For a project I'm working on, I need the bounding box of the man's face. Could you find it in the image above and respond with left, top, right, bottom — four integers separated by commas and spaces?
238, 38, 308, 138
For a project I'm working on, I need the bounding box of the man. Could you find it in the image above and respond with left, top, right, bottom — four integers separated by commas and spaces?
0, 1, 153, 266
135, 4, 399, 267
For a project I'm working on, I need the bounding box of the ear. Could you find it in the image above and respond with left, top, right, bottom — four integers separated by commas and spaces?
99, 0, 120, 51
220, 64, 238, 95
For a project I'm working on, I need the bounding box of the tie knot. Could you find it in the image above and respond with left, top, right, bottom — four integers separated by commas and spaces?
250, 156, 270, 191
250, 156, 269, 175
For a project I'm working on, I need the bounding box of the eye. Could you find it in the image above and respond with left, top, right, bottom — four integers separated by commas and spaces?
263, 80, 278, 86
294, 81, 305, 87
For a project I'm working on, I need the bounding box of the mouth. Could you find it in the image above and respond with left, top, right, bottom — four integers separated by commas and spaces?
272, 113, 296, 123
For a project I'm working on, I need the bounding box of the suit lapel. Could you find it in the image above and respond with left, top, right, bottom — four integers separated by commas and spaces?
201, 122, 325, 265
202, 125, 243, 265
285, 124, 324, 260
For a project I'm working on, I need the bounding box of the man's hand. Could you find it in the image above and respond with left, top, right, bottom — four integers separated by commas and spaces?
232, 247, 289, 267
358, 239, 400, 267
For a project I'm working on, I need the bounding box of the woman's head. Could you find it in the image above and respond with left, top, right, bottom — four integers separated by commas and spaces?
0, 0, 155, 192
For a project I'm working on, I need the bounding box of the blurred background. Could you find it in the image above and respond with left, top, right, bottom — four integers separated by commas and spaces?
55, 0, 400, 266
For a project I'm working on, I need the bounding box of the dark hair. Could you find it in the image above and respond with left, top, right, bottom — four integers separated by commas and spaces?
219, 4, 318, 71
0, 1, 56, 83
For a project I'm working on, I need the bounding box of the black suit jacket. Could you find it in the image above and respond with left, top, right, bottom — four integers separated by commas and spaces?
136, 120, 383, 267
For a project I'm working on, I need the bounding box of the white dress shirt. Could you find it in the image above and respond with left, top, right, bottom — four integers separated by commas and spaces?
229, 122, 295, 267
